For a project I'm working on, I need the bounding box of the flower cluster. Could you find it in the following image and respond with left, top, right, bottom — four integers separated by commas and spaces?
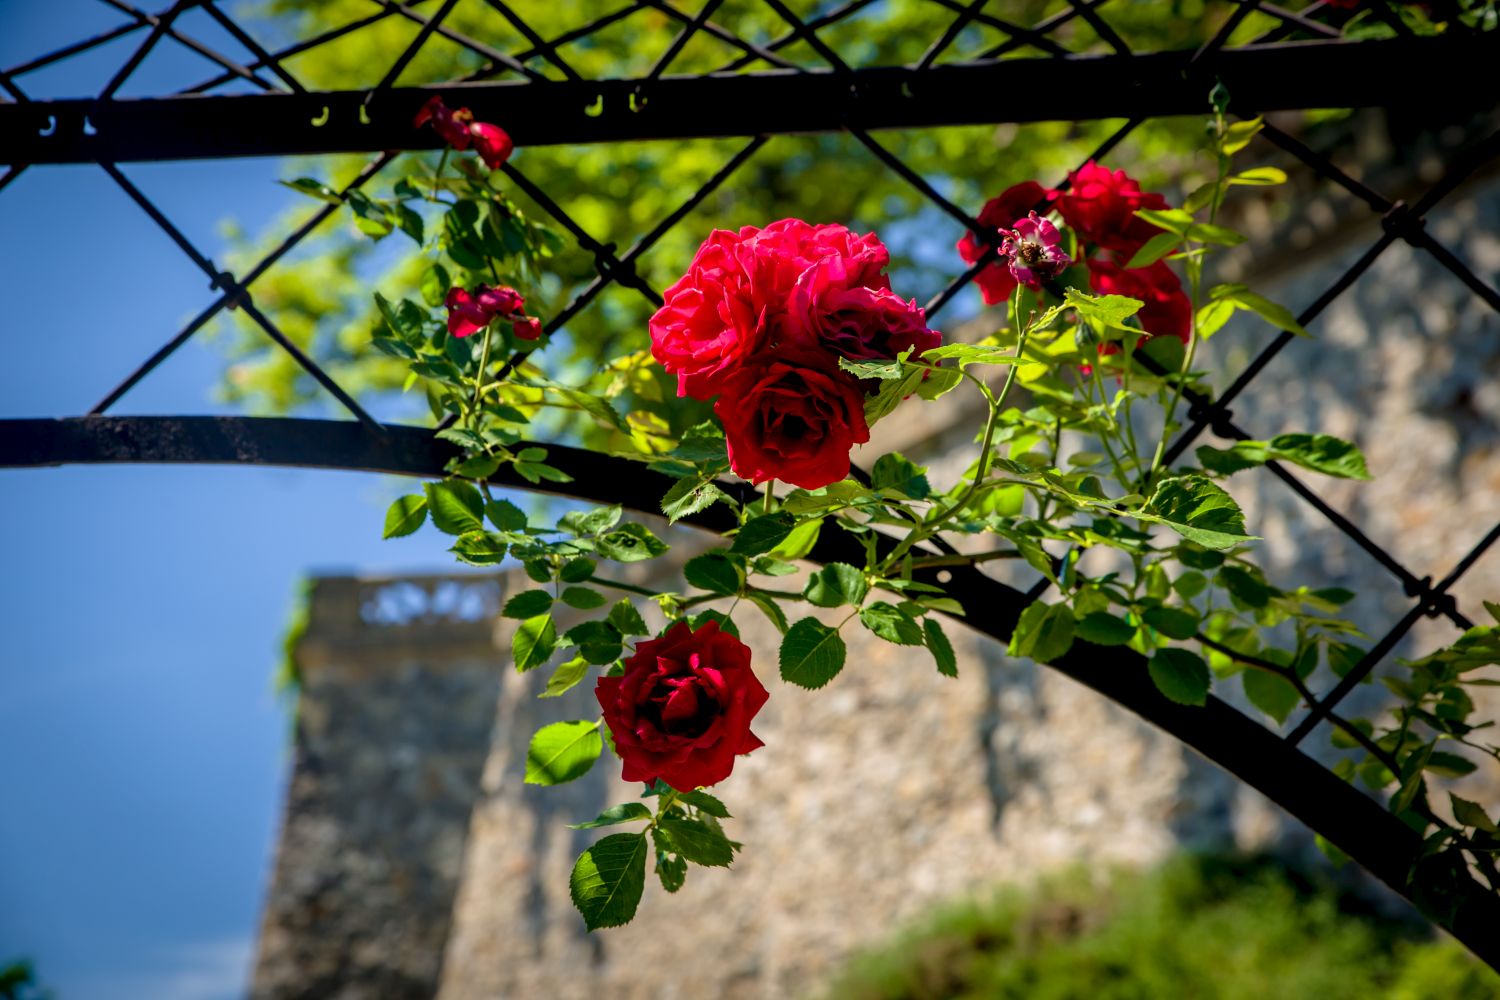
958, 161, 1190, 350
444, 283, 542, 340
650, 219, 941, 490
596, 619, 769, 792
414, 95, 514, 170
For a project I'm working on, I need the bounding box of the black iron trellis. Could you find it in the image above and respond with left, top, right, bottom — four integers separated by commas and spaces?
4, 0, 1500, 968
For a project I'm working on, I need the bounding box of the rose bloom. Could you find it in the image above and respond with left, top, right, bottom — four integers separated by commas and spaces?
511, 315, 543, 341
596, 619, 769, 791
444, 284, 526, 338
788, 256, 940, 362
1001, 211, 1071, 290
1053, 161, 1168, 257
1086, 259, 1192, 348
650, 220, 891, 399
714, 358, 870, 489
956, 180, 1053, 305
414, 95, 513, 169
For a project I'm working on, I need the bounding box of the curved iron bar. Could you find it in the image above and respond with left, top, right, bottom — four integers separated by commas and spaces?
3, 413, 1500, 965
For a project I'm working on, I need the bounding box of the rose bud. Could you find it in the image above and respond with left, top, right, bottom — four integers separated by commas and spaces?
596, 619, 769, 791
511, 316, 543, 341
469, 120, 514, 170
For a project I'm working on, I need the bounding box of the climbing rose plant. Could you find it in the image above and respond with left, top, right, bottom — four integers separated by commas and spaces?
284, 92, 1500, 930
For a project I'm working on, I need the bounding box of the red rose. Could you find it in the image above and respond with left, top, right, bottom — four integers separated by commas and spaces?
789, 257, 940, 363
957, 180, 1053, 305
511, 316, 543, 341
650, 221, 893, 400
714, 358, 870, 489
1086, 259, 1192, 347
444, 284, 526, 338
596, 620, 769, 791
470, 121, 513, 169
1052, 161, 1168, 258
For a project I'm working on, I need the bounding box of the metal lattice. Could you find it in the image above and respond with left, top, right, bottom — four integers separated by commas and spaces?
4, 0, 1500, 967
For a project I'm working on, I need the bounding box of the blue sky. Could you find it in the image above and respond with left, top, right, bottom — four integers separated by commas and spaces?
0, 5, 468, 997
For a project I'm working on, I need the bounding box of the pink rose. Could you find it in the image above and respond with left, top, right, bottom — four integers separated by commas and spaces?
957, 180, 1053, 305
789, 256, 939, 363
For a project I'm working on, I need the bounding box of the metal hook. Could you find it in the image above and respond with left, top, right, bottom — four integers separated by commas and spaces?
629, 87, 647, 113
583, 94, 604, 118
310, 106, 329, 127
38, 115, 56, 137
83, 115, 98, 136
358, 104, 371, 125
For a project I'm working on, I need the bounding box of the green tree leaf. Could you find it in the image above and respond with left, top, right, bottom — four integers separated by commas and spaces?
871, 453, 932, 499
860, 602, 924, 646
486, 498, 527, 531
1076, 612, 1136, 646
1008, 601, 1076, 662
424, 480, 485, 534
503, 590, 554, 619
652, 829, 688, 893
661, 476, 726, 523
924, 617, 958, 677
383, 495, 428, 539
804, 563, 868, 608
780, 618, 847, 689
560, 504, 623, 536
450, 530, 507, 566
1450, 794, 1498, 833
561, 586, 607, 610
1142, 606, 1200, 641
1140, 475, 1256, 550
541, 655, 591, 699
679, 790, 731, 818
569, 802, 653, 829
525, 720, 602, 785
1243, 670, 1299, 724
513, 613, 557, 672
747, 592, 789, 634
730, 513, 796, 556
1149, 648, 1212, 706
570, 832, 648, 930
657, 815, 738, 867
685, 552, 742, 596
769, 517, 822, 560
560, 557, 597, 582
565, 620, 624, 665
597, 523, 669, 562
1197, 433, 1370, 480
607, 599, 649, 636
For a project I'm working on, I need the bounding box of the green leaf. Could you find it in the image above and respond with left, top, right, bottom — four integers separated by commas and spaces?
661, 476, 726, 523
658, 815, 738, 867
513, 613, 557, 672
747, 592, 789, 634
654, 832, 688, 893
503, 590, 554, 619
570, 832, 648, 930
607, 599, 649, 636
731, 513, 796, 556
924, 617, 958, 677
560, 557, 597, 583
561, 586, 607, 610
279, 176, 342, 203
1426, 751, 1478, 778
780, 617, 847, 689
420, 263, 451, 307
1243, 670, 1299, 724
565, 620, 624, 665
485, 498, 527, 532
803, 563, 868, 608
1196, 298, 1237, 339
1134, 207, 1195, 235
685, 552, 741, 596
770, 518, 822, 560
425, 480, 485, 535
1149, 648, 1212, 706
597, 523, 669, 562
569, 802, 653, 830
1125, 231, 1181, 269
1218, 566, 1272, 609
871, 453, 932, 499
560, 504, 622, 537
525, 720, 602, 785
690, 608, 740, 638
1142, 606, 1200, 641
1210, 283, 1309, 337
1140, 475, 1255, 550
1229, 166, 1287, 186
541, 655, 591, 699
1008, 601, 1076, 663
669, 421, 728, 463
1076, 612, 1136, 646
1197, 433, 1369, 480
1451, 794, 1498, 833
1173, 571, 1209, 599
383, 495, 428, 539
450, 530, 507, 566
860, 602, 924, 646
679, 790, 731, 818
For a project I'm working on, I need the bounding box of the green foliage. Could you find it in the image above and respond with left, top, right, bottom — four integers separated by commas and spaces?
780, 618, 848, 689
525, 720, 602, 785
819, 854, 1500, 1000
570, 832, 648, 931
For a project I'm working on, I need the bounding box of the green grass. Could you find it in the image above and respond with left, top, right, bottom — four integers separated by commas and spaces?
819, 854, 1500, 1000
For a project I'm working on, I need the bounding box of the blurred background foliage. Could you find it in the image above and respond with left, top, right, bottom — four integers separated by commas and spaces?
819, 853, 1500, 1000
212, 0, 1285, 436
